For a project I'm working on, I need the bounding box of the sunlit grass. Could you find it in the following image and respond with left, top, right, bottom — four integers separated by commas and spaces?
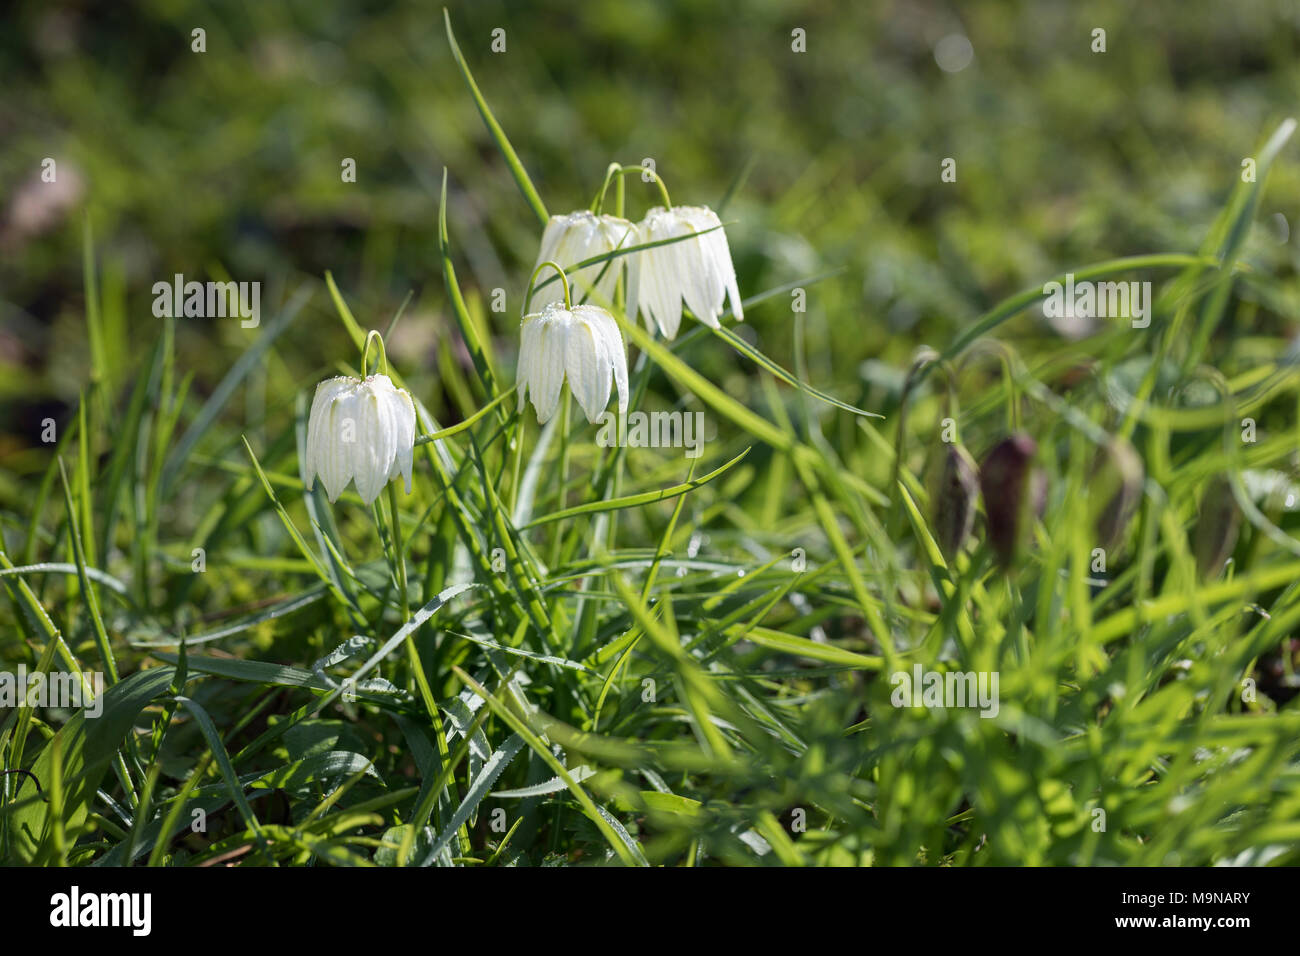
2, 11, 1300, 868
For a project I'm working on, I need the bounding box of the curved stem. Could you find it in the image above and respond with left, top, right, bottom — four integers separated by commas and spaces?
361, 329, 389, 378
617, 165, 672, 209
590, 162, 623, 213
959, 339, 1024, 434
526, 260, 572, 314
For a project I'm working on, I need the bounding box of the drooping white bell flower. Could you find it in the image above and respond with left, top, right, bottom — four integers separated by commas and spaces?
304, 374, 416, 505
627, 205, 743, 339
531, 211, 638, 310
516, 302, 629, 425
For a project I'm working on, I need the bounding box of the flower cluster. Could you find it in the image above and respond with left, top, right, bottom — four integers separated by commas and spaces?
516, 183, 744, 428
527, 204, 741, 338
301, 170, 746, 508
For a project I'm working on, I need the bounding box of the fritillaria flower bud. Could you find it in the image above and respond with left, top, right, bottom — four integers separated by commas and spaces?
931, 443, 980, 559
979, 434, 1046, 568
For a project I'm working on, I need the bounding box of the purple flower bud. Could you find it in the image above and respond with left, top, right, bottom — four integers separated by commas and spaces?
931, 443, 979, 559
979, 434, 1045, 568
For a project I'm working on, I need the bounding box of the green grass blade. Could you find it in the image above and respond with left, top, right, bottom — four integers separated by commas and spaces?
443, 9, 548, 226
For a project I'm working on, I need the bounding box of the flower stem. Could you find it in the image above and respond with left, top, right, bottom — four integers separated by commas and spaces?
386, 482, 410, 622
387, 478, 470, 857
361, 329, 389, 378
510, 411, 525, 516
526, 260, 572, 314
551, 386, 571, 567
590, 162, 623, 213
617, 165, 672, 209
605, 349, 651, 552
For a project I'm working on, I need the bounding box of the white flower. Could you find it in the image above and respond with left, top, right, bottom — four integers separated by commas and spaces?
627, 205, 743, 339
304, 374, 416, 505
531, 210, 638, 310
516, 303, 629, 425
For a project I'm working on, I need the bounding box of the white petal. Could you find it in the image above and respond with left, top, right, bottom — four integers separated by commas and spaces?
330, 387, 362, 503
304, 396, 325, 491
305, 377, 350, 491
517, 313, 542, 413
631, 208, 662, 332
686, 208, 728, 326
655, 236, 688, 338
530, 214, 576, 310
566, 213, 605, 304
390, 387, 416, 494
526, 307, 567, 424
370, 376, 405, 502
696, 208, 742, 322
320, 389, 351, 501
530, 211, 635, 312
637, 208, 686, 338
589, 216, 635, 307
590, 306, 628, 417
683, 242, 720, 327
566, 306, 612, 423
370, 376, 400, 489
351, 384, 385, 505
671, 209, 712, 325
373, 375, 411, 495
537, 216, 565, 264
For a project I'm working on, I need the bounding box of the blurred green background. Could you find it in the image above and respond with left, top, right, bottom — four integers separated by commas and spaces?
2, 0, 1299, 506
